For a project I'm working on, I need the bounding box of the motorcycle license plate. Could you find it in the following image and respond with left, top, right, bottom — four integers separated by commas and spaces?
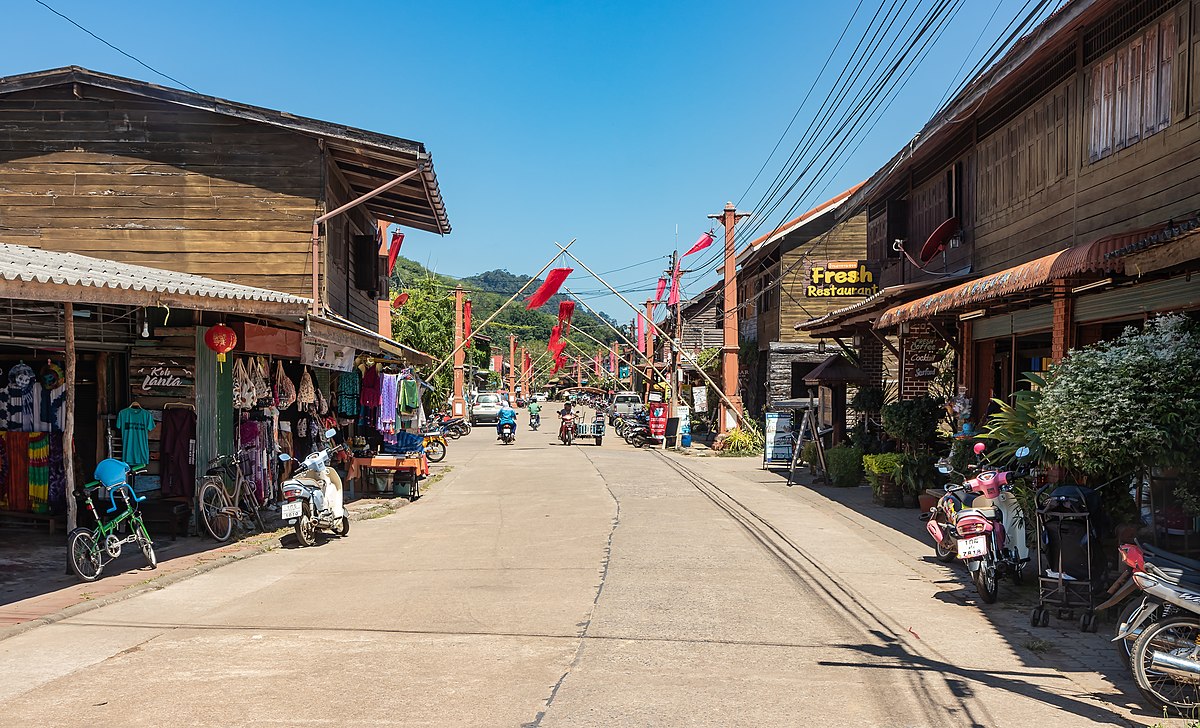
958, 535, 988, 559
281, 502, 302, 520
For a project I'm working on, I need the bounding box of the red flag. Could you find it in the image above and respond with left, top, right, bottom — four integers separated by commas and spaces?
387, 231, 405, 275
654, 277, 667, 302
594, 352, 601, 377
609, 350, 616, 372
557, 300, 575, 336
525, 268, 573, 310
548, 324, 561, 349
683, 231, 714, 257
550, 340, 567, 358
463, 300, 473, 348
667, 259, 681, 306
637, 314, 645, 353
524, 351, 531, 374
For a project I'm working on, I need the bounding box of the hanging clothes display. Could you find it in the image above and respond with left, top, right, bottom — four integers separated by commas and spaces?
400, 379, 420, 412
48, 433, 66, 515
6, 363, 36, 432
160, 407, 197, 498
336, 369, 361, 417
360, 364, 381, 408
27, 433, 49, 514
5, 432, 29, 513
116, 404, 155, 468
377, 373, 399, 434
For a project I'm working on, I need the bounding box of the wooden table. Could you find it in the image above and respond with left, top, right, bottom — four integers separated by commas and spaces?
348, 455, 428, 501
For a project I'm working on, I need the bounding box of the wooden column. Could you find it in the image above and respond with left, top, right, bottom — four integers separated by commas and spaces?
64, 303, 77, 534
451, 286, 466, 417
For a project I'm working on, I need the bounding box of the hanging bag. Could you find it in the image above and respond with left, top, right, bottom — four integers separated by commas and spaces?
275, 361, 297, 410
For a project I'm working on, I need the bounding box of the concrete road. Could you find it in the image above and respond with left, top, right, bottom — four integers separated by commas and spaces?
0, 411, 1141, 726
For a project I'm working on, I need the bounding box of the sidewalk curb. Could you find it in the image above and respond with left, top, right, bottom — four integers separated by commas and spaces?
0, 466, 460, 643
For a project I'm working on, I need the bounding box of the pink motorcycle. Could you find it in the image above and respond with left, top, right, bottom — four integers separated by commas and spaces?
922, 443, 1031, 603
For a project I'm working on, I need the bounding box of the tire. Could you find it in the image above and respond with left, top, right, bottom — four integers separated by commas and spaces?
295, 504, 317, 547
68, 528, 103, 582
1116, 599, 1157, 662
425, 440, 446, 463
241, 490, 266, 534
447, 428, 461, 440
1132, 616, 1200, 715
973, 556, 999, 604
631, 432, 647, 449
934, 533, 956, 563
198, 480, 233, 542
332, 515, 350, 537
135, 520, 157, 569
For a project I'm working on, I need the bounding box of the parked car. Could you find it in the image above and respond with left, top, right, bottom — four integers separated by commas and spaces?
608, 391, 643, 425
471, 393, 503, 424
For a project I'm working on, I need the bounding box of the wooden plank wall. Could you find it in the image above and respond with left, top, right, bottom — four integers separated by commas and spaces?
0, 85, 323, 296
324, 160, 382, 330
778, 213, 869, 343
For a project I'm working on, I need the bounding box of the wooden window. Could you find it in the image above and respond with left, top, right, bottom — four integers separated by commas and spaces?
1088, 13, 1174, 163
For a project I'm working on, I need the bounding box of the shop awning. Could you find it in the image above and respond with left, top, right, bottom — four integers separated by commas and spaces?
876, 251, 1064, 328
0, 243, 310, 316
798, 277, 967, 336
308, 313, 434, 366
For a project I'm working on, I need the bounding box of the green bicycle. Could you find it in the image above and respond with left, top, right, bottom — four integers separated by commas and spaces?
68, 458, 157, 582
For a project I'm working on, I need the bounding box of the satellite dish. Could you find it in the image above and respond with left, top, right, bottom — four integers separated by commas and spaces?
919, 217, 961, 263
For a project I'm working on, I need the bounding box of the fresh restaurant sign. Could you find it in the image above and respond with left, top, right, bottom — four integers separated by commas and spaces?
806, 260, 879, 297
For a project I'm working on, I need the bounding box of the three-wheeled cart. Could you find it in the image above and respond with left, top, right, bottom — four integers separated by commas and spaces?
575, 419, 605, 446
1030, 485, 1104, 632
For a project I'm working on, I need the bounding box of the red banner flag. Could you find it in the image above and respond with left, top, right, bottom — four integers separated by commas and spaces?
609, 350, 616, 373
557, 300, 575, 336
683, 231, 715, 257
524, 351, 531, 374
667, 259, 681, 306
463, 300, 473, 348
525, 268, 573, 310
548, 324, 561, 349
654, 277, 667, 302
387, 230, 405, 275
594, 352, 601, 377
637, 314, 645, 353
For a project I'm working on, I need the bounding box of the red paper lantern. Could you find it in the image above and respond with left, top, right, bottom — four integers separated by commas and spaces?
204, 323, 238, 364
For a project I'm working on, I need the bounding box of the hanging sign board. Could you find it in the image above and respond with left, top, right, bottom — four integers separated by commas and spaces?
302, 340, 355, 372
804, 260, 879, 297
904, 336, 947, 381
648, 401, 668, 438
692, 385, 709, 413
763, 411, 794, 465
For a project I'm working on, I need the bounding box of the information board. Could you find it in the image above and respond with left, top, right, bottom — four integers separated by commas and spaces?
763, 411, 794, 465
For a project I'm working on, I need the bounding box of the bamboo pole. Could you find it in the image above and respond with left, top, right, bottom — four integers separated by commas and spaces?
425, 240, 576, 382
557, 245, 748, 430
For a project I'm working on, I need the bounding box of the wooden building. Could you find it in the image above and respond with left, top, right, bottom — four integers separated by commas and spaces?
734, 185, 868, 415
0, 66, 450, 336
803, 0, 1200, 420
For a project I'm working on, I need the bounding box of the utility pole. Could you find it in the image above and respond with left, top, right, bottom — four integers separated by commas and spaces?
708, 202, 750, 434
644, 299, 656, 403
452, 286, 467, 417
508, 334, 517, 403
668, 250, 681, 448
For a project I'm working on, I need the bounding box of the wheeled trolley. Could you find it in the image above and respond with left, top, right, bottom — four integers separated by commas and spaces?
1030, 485, 1105, 632
575, 420, 605, 446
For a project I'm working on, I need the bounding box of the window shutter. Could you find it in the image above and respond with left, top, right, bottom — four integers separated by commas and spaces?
1192, 1, 1200, 116
1170, 9, 1186, 124
353, 235, 377, 292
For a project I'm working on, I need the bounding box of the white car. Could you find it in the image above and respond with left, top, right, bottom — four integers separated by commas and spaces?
471, 393, 503, 424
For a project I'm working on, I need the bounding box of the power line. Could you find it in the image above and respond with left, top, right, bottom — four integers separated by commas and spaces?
32, 0, 200, 93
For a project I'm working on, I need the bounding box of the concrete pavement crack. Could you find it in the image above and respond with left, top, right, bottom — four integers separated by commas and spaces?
522, 445, 620, 728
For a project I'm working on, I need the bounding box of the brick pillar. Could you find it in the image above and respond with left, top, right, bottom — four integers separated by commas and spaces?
858, 333, 884, 388
1051, 281, 1074, 362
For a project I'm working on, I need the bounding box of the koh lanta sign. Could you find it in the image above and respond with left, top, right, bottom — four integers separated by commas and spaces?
806, 260, 879, 298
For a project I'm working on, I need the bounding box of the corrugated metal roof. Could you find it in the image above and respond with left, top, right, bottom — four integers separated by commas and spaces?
0, 244, 311, 306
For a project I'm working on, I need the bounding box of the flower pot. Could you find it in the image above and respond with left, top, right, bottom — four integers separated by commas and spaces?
875, 474, 903, 508
918, 492, 939, 513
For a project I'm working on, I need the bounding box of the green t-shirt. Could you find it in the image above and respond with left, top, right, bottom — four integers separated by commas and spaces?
527, 402, 542, 415
117, 406, 156, 467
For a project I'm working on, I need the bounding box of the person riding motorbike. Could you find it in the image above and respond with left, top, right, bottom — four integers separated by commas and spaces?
527, 399, 542, 430
496, 399, 518, 441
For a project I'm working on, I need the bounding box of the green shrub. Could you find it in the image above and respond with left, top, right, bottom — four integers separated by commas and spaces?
800, 440, 818, 468
862, 452, 904, 496
721, 424, 764, 456
882, 396, 943, 451
826, 445, 864, 488
896, 452, 938, 495
850, 386, 886, 413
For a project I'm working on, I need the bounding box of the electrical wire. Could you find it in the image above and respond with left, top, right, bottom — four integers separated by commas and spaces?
32, 0, 200, 93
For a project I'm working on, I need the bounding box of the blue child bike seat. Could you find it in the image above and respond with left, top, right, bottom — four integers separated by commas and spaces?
93, 458, 131, 488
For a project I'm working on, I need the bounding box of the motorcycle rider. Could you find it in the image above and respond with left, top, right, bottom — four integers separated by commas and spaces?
527, 398, 542, 430
496, 398, 518, 441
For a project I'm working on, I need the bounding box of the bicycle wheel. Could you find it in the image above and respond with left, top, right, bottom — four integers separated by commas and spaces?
68, 527, 103, 582
240, 488, 266, 533
198, 480, 234, 542
134, 518, 157, 569
425, 439, 446, 463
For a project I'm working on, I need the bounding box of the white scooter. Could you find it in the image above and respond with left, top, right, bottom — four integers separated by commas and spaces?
278, 428, 348, 547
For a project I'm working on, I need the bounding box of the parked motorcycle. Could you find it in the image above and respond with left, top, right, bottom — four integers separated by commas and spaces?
499, 421, 516, 445
422, 431, 448, 463
923, 443, 1031, 604
278, 428, 348, 547
1106, 543, 1200, 660
1122, 551, 1200, 715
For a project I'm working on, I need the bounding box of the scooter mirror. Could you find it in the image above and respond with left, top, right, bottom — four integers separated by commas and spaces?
935, 458, 952, 474
278, 453, 291, 462
1015, 446, 1031, 459
973, 442, 987, 455
324, 428, 337, 439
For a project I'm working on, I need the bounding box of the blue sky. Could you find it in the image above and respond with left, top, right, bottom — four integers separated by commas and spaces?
3, 0, 1052, 320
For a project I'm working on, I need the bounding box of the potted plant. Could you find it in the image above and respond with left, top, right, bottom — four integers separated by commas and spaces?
896, 452, 937, 508
863, 453, 904, 507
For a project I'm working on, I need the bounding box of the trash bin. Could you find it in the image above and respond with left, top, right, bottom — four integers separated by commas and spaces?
677, 405, 691, 447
